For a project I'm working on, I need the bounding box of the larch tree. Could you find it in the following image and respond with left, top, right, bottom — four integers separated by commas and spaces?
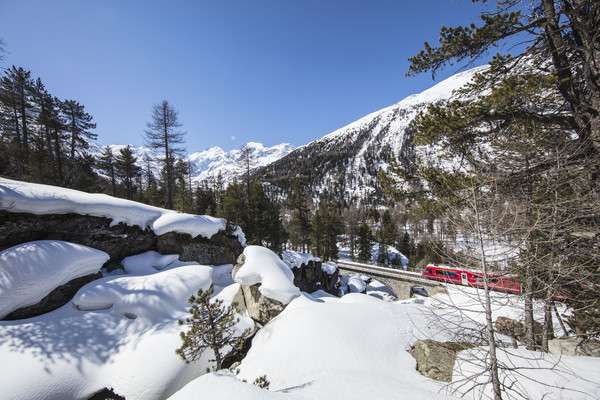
399, 0, 600, 340
144, 100, 185, 209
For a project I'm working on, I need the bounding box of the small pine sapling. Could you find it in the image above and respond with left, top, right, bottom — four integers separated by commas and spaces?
175, 288, 250, 371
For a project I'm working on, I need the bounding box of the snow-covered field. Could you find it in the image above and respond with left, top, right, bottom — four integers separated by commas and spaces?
1, 179, 599, 399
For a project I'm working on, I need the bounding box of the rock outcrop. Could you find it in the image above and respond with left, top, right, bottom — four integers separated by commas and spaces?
3, 272, 102, 321
409, 340, 474, 383
0, 210, 244, 321
291, 259, 339, 295
0, 211, 243, 266
232, 256, 287, 325
549, 337, 600, 357
495, 316, 546, 346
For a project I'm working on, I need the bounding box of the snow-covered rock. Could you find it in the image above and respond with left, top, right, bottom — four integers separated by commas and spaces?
0, 240, 109, 319
234, 246, 300, 305
0, 177, 230, 240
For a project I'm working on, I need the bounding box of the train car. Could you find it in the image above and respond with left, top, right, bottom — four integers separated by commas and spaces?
421, 264, 521, 294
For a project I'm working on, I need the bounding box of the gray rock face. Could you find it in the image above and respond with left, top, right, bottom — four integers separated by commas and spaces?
0, 211, 156, 263
238, 284, 286, 326
409, 340, 473, 383
291, 260, 339, 295
549, 337, 600, 357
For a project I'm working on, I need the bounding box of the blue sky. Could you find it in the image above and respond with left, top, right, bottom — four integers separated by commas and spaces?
1, 0, 499, 153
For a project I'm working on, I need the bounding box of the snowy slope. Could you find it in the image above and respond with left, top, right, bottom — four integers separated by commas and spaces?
255, 66, 487, 201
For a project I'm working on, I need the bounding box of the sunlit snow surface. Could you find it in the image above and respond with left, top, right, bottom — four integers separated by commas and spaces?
171, 286, 600, 400
0, 251, 254, 400
1, 244, 599, 399
0, 241, 109, 319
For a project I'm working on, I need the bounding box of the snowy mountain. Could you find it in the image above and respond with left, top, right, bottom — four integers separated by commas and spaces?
90, 66, 483, 201
89, 141, 295, 186
254, 66, 487, 202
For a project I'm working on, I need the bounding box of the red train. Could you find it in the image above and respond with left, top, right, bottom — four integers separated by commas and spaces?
422, 264, 522, 294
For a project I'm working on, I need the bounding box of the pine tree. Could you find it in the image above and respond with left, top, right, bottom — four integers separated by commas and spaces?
176, 288, 251, 371
218, 181, 246, 227
357, 222, 373, 263
311, 200, 342, 261
60, 99, 96, 188
0, 66, 34, 176
287, 179, 312, 252
377, 209, 397, 266
98, 147, 117, 196
144, 100, 185, 209
114, 145, 141, 200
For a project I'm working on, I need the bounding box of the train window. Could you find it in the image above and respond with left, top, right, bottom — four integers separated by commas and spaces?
423, 268, 431, 274
436, 270, 445, 276
447, 271, 458, 278
489, 277, 499, 284
474, 275, 483, 281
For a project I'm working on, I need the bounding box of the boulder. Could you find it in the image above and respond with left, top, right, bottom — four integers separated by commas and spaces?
495, 316, 545, 346
0, 211, 155, 263
232, 253, 286, 325
237, 283, 285, 326
548, 337, 600, 357
409, 340, 473, 382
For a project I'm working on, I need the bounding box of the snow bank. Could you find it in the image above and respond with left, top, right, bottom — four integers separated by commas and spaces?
235, 246, 300, 305
0, 251, 254, 400
0, 177, 230, 240
173, 294, 454, 399
281, 250, 319, 269
0, 240, 109, 319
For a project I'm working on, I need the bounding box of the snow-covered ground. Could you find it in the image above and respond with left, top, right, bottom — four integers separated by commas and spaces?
2, 244, 598, 399
1, 179, 598, 399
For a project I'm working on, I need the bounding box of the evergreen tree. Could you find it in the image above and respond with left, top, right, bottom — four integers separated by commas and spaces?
287, 179, 312, 252
357, 222, 373, 263
218, 181, 246, 227
114, 145, 141, 200
246, 181, 286, 253
0, 66, 34, 176
311, 200, 342, 261
377, 209, 397, 265
175, 288, 250, 371
195, 181, 216, 216
98, 147, 117, 195
144, 100, 185, 209
60, 99, 96, 188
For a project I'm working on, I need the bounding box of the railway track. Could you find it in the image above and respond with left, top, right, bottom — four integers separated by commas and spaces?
335, 260, 439, 287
